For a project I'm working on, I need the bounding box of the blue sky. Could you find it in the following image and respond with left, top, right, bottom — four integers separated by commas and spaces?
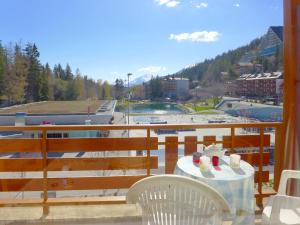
0, 0, 283, 83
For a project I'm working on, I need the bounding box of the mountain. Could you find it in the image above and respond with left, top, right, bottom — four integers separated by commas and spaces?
172, 37, 263, 84
172, 26, 284, 86
129, 74, 153, 86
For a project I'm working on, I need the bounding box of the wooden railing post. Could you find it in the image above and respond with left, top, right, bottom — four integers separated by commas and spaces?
256, 128, 264, 206
41, 129, 49, 216
0, 123, 283, 207
274, 125, 284, 191
146, 128, 151, 176
184, 136, 197, 156
230, 127, 235, 153
165, 136, 178, 174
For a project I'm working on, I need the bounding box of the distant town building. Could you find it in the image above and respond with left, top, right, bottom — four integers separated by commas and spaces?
224, 81, 238, 97
238, 26, 283, 64
0, 101, 116, 138
235, 72, 283, 100
162, 77, 189, 99
258, 26, 283, 57
131, 85, 146, 100
235, 63, 263, 75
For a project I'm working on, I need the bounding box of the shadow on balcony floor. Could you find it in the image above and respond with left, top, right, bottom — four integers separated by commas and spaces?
0, 202, 266, 225
0, 204, 142, 225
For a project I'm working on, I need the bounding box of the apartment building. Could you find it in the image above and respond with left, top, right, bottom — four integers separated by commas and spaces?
235, 71, 283, 100
162, 77, 189, 99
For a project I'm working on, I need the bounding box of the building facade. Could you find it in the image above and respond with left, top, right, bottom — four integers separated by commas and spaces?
235, 72, 283, 100
162, 77, 189, 99
258, 26, 283, 57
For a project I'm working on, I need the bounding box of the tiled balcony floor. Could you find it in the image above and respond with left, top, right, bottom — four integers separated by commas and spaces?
0, 203, 265, 225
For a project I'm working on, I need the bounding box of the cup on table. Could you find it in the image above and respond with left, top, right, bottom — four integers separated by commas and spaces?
212, 155, 219, 166
230, 154, 241, 168
193, 152, 202, 164
199, 156, 212, 172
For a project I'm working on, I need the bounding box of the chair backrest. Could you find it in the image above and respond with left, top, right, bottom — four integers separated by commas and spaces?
278, 170, 300, 195
126, 175, 230, 225
269, 195, 300, 225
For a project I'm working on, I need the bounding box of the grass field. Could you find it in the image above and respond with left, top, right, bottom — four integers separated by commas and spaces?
183, 97, 221, 113
184, 103, 214, 112
0, 100, 104, 114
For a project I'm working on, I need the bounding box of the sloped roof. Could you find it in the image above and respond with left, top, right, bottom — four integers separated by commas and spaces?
270, 26, 283, 41
237, 71, 283, 80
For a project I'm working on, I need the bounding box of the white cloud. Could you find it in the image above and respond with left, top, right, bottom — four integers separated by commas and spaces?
195, 2, 208, 8
234, 3, 240, 7
136, 66, 167, 74
166, 1, 180, 7
155, 0, 180, 8
156, 0, 169, 5
169, 31, 220, 42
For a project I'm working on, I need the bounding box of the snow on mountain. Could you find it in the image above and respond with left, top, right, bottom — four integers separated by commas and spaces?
129, 74, 153, 86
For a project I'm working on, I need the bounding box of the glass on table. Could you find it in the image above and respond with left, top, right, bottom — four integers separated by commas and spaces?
230, 154, 241, 168
193, 152, 202, 164
212, 155, 219, 166
199, 155, 212, 172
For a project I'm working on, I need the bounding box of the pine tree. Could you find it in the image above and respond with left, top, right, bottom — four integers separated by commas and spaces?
53, 64, 65, 79
114, 78, 124, 99
24, 43, 42, 102
40, 65, 49, 101
10, 44, 27, 103
53, 64, 59, 79
0, 41, 114, 103
0, 42, 6, 97
65, 80, 79, 100
65, 64, 73, 80
45, 63, 54, 100
149, 76, 163, 99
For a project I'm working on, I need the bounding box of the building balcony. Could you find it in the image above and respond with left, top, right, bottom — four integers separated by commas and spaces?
0, 122, 284, 224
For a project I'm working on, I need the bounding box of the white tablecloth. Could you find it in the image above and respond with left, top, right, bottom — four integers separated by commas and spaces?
174, 156, 255, 225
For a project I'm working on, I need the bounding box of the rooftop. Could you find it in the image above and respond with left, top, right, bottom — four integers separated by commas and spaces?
237, 72, 283, 80
270, 26, 283, 42
0, 100, 105, 115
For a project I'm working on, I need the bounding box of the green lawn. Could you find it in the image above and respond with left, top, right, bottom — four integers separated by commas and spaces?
184, 97, 221, 112
0, 100, 104, 114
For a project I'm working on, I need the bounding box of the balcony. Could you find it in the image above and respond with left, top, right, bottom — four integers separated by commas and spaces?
0, 122, 284, 224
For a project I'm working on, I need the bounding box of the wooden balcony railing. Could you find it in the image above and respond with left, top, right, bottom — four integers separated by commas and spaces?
0, 122, 284, 215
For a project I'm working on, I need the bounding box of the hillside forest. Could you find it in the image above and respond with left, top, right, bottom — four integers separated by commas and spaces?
173, 37, 283, 86
0, 42, 112, 105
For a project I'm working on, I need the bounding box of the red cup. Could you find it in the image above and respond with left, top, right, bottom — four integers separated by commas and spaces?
193, 152, 202, 164
212, 156, 219, 166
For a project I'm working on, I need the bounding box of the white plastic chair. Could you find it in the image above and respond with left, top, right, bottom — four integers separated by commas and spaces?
126, 175, 230, 225
262, 170, 300, 225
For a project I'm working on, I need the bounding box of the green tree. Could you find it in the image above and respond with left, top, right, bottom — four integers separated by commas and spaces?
97, 79, 103, 99
64, 64, 73, 80
149, 76, 163, 99
11, 44, 27, 103
24, 43, 42, 101
114, 78, 124, 99
0, 42, 6, 97
103, 81, 111, 100
39, 65, 49, 101
65, 80, 79, 100
53, 79, 66, 100
44, 63, 54, 100
0, 41, 112, 103
53, 64, 65, 79
3, 44, 28, 104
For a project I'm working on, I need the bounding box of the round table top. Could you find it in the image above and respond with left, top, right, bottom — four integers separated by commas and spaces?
176, 156, 255, 182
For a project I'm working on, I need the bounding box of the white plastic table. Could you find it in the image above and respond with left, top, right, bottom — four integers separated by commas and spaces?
174, 155, 255, 225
